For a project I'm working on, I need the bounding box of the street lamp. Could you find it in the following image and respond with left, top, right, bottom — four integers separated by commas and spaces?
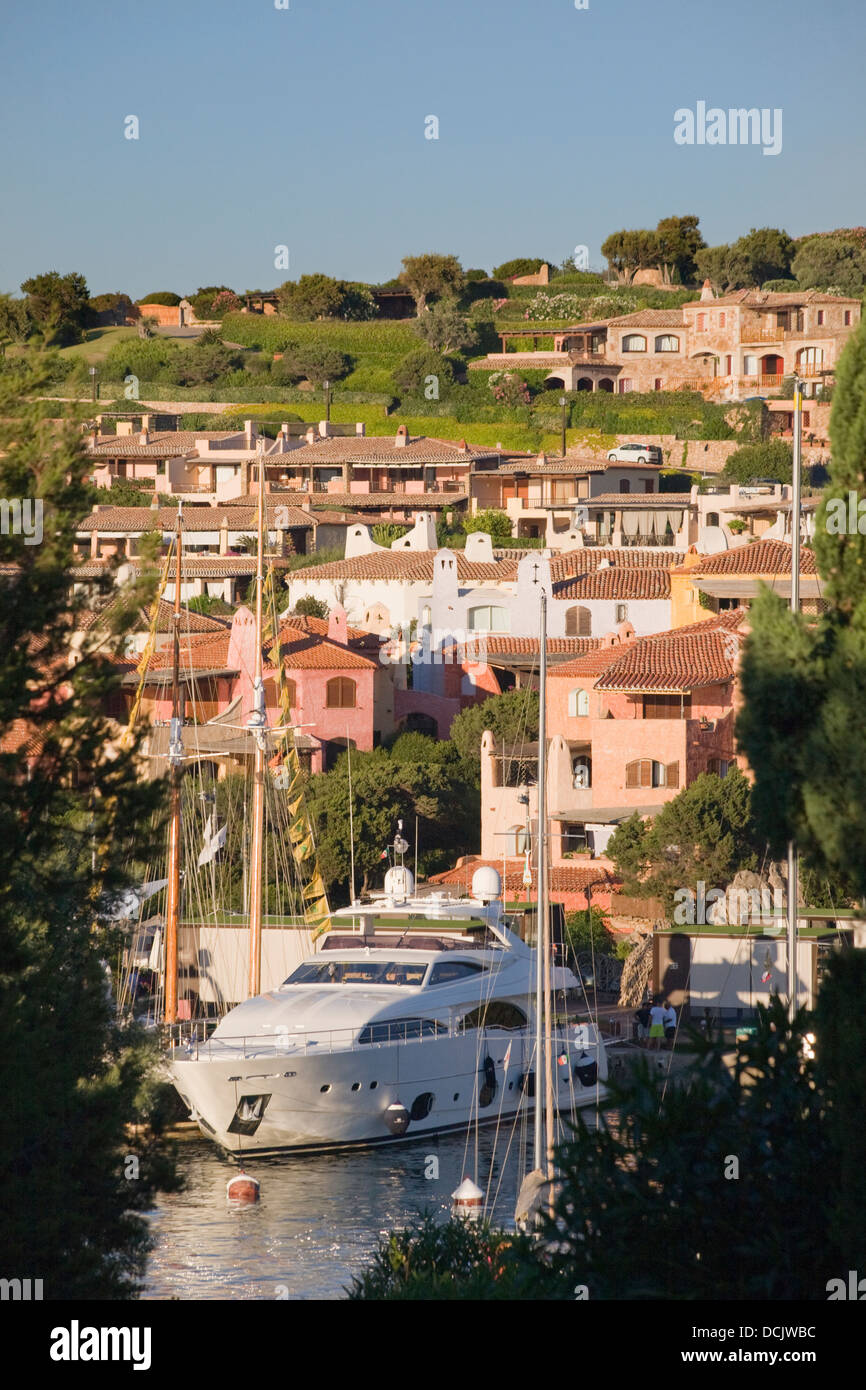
89, 365, 98, 403
559, 395, 567, 458
323, 378, 331, 423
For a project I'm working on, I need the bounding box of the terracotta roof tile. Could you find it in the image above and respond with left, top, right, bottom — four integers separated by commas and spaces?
78, 505, 313, 532
145, 632, 234, 673
594, 612, 747, 692
550, 641, 638, 679
428, 857, 620, 894
286, 550, 510, 583
553, 567, 671, 600
548, 549, 684, 580
280, 435, 498, 464
686, 538, 818, 577
275, 627, 378, 671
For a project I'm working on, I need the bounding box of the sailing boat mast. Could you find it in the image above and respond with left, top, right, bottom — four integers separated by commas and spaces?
247, 442, 267, 998
533, 588, 554, 1176
787, 376, 802, 1020
164, 505, 184, 1024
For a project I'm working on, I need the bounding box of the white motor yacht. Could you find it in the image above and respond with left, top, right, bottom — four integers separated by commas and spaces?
168, 866, 607, 1155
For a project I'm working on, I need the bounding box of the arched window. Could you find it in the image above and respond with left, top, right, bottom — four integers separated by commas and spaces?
625, 759, 679, 789
654, 334, 680, 352
798, 346, 823, 369
568, 689, 590, 717
284, 678, 298, 709
421, 605, 432, 626
622, 334, 647, 352
565, 605, 590, 636
459, 1001, 527, 1031
325, 677, 356, 708
509, 824, 530, 856
467, 605, 510, 632
706, 512, 719, 527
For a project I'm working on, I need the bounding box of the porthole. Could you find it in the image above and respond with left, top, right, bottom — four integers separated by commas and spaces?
453, 1093, 459, 1102
410, 1091, 435, 1121
320, 1084, 331, 1094
351, 1082, 361, 1091
369, 1081, 378, 1090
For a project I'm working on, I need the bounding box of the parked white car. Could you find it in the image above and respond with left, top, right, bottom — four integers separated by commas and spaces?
607, 442, 663, 464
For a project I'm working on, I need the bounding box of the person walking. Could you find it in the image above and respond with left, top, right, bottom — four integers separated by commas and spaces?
634, 1003, 651, 1046
648, 997, 666, 1050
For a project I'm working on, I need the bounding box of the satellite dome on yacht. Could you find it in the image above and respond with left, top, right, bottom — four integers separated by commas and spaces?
471, 866, 502, 903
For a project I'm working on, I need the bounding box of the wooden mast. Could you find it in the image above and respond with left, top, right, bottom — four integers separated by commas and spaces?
539, 590, 556, 1210
247, 442, 267, 997
164, 506, 184, 1024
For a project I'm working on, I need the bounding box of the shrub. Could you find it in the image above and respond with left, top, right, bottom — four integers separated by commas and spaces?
493, 258, 551, 280
137, 291, 181, 306
393, 348, 454, 398
462, 509, 513, 544
281, 343, 352, 387
292, 596, 329, 619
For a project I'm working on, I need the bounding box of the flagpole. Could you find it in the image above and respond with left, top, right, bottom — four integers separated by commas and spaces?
787, 376, 802, 1021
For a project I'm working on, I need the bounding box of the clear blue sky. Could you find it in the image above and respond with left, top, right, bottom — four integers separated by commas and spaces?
1, 0, 863, 298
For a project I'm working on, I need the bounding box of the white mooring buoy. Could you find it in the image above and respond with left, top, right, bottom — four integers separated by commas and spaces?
451, 1177, 484, 1220
227, 1168, 260, 1203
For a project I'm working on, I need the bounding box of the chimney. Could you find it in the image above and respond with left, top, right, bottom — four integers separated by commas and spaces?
219, 516, 229, 555
700, 279, 715, 302
395, 424, 409, 448
328, 604, 348, 645
244, 419, 256, 447
139, 429, 150, 445
319, 420, 334, 437
355, 422, 365, 436
305, 425, 317, 445
141, 414, 152, 431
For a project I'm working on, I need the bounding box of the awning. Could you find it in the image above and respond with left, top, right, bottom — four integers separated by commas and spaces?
549, 803, 662, 824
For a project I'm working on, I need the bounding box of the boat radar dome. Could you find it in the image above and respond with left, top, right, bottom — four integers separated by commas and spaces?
384, 865, 414, 899
471, 866, 502, 903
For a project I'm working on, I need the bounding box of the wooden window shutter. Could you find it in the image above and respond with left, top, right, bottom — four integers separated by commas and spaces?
625, 760, 640, 789
665, 761, 679, 789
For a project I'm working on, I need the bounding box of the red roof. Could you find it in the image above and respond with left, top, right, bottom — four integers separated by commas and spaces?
594, 612, 747, 692
428, 857, 620, 895
684, 538, 818, 577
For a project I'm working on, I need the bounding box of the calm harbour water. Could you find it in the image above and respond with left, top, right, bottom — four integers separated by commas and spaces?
144, 1126, 535, 1301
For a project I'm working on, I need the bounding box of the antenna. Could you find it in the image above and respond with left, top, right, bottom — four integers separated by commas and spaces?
347, 727, 356, 904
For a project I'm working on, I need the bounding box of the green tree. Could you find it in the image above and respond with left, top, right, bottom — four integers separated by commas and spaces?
737, 314, 866, 905
492, 257, 550, 280
348, 1215, 540, 1300
563, 905, 614, 956
0, 293, 33, 348
392, 348, 454, 398
607, 770, 759, 913
398, 254, 465, 315
187, 285, 235, 319
462, 508, 513, 544
792, 235, 866, 295
695, 243, 734, 292
87, 292, 136, 325
724, 228, 796, 289
136, 291, 181, 306
654, 214, 705, 284
0, 366, 180, 1297
600, 229, 660, 284
306, 739, 478, 893
412, 300, 477, 355
721, 438, 795, 485
276, 274, 371, 321
449, 688, 539, 768
280, 343, 352, 388
292, 596, 329, 619
21, 270, 91, 347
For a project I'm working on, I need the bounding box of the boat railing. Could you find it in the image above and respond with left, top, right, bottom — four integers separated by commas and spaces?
163, 1016, 597, 1060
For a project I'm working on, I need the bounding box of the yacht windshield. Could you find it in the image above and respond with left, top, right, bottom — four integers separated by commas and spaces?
284, 960, 428, 986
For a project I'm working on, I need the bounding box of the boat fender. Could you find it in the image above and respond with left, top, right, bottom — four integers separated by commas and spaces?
483, 1055, 496, 1091
384, 1102, 410, 1136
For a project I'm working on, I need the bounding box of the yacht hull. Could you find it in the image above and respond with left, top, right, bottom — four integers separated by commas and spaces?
169, 1029, 607, 1156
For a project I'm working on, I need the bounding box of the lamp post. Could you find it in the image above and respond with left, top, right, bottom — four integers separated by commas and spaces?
323, 378, 331, 423
89, 366, 98, 403
559, 395, 567, 458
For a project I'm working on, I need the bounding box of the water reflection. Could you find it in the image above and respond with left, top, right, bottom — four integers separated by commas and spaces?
145, 1122, 539, 1301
